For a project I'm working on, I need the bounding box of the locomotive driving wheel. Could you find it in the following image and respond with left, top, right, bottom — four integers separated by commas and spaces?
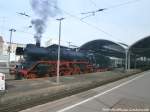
27, 73, 37, 79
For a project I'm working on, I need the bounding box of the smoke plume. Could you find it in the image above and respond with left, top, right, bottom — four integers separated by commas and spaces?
30, 0, 59, 45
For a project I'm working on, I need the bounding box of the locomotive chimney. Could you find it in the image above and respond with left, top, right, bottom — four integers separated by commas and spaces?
34, 35, 41, 47
31, 0, 59, 48
36, 39, 40, 47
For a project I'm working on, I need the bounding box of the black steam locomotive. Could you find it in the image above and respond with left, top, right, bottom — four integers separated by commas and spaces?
16, 43, 111, 68
13, 43, 111, 79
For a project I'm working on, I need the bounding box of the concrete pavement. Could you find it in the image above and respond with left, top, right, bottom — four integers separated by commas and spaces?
21, 70, 150, 112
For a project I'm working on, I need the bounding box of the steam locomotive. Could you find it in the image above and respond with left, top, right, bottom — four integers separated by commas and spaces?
13, 43, 110, 79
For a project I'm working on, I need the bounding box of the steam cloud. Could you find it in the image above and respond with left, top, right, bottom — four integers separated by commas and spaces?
30, 0, 59, 45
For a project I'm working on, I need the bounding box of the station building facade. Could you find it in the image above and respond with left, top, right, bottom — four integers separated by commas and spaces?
0, 36, 26, 67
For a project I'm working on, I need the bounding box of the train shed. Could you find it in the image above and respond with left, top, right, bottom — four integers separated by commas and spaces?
79, 39, 126, 68
129, 36, 150, 69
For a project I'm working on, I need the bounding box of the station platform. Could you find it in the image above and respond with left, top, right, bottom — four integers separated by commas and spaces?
0, 70, 140, 112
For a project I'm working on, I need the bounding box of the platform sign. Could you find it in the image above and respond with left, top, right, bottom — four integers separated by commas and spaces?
0, 73, 5, 90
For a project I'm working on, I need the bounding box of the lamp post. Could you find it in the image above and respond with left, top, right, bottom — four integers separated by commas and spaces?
8, 28, 16, 68
118, 42, 129, 71
56, 18, 64, 84
128, 50, 131, 70
125, 48, 128, 71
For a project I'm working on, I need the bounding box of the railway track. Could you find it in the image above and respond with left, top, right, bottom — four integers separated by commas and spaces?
0, 84, 94, 112
0, 72, 139, 112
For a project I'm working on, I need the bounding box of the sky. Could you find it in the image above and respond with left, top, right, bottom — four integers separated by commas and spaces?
0, 0, 150, 47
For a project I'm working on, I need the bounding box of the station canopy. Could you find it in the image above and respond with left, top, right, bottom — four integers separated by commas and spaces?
129, 36, 150, 58
79, 39, 125, 58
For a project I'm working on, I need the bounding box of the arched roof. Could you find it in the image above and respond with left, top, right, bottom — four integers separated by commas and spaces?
79, 39, 125, 58
129, 36, 150, 57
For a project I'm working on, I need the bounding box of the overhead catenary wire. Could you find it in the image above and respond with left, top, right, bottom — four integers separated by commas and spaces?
53, 5, 126, 44
81, 0, 142, 19
53, 6, 113, 37
80, 8, 106, 20
0, 26, 34, 36
0, 24, 79, 47
106, 0, 141, 9
1, 3, 128, 46
64, 11, 113, 37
